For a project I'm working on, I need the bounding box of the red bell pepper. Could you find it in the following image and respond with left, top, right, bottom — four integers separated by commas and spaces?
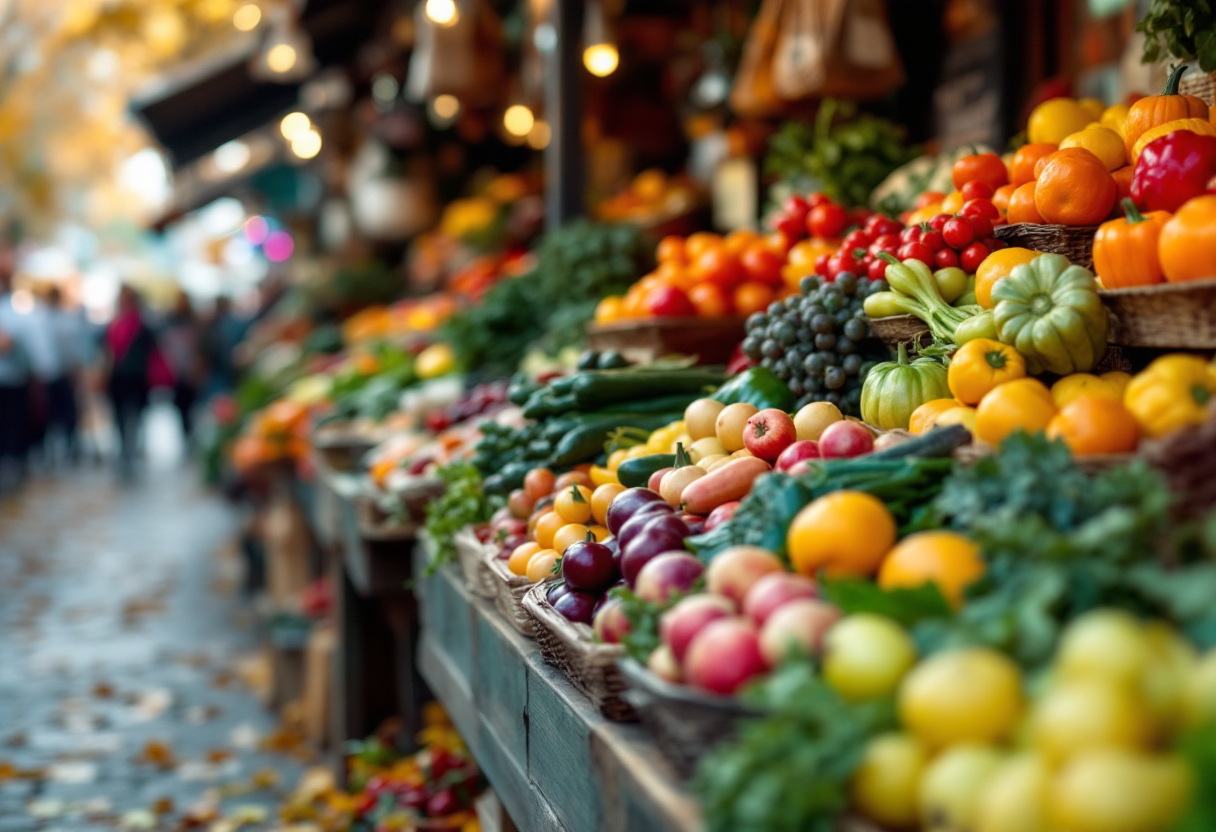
1131, 130, 1216, 213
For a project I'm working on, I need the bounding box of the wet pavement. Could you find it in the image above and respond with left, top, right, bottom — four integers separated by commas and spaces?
0, 406, 309, 830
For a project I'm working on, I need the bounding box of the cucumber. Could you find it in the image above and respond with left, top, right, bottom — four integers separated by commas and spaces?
508, 382, 540, 405
580, 394, 701, 418
522, 391, 578, 419
617, 453, 676, 488
549, 414, 677, 467
571, 370, 727, 410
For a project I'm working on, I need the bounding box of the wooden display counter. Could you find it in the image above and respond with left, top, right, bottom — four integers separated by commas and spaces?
414, 559, 702, 832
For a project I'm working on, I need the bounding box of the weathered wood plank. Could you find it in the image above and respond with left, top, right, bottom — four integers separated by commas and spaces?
472, 607, 529, 770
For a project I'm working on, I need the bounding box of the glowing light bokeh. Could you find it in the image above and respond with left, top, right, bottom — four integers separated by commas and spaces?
264, 230, 294, 262
243, 216, 270, 245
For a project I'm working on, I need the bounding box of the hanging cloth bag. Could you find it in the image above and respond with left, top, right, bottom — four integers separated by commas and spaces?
772, 0, 904, 102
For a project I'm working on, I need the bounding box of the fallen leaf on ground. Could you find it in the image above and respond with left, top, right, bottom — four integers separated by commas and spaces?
137, 739, 176, 769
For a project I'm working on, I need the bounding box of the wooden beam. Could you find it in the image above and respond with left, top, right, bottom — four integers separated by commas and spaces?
544, 0, 585, 229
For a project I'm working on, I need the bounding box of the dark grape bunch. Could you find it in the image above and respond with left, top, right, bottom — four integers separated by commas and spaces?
741, 273, 890, 415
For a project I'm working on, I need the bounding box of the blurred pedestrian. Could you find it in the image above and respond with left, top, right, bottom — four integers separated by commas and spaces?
159, 292, 203, 446
22, 288, 63, 461
201, 296, 247, 399
103, 286, 173, 477
45, 286, 86, 462
0, 250, 30, 488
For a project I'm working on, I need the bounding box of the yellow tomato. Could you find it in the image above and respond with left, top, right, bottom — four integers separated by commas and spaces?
588, 464, 619, 487
1100, 370, 1132, 396
508, 542, 542, 576
1050, 373, 1124, 408
1101, 102, 1132, 138
554, 484, 594, 524
908, 399, 964, 435
415, 343, 456, 379
975, 248, 1040, 309
590, 483, 625, 525
948, 339, 1027, 405
941, 191, 966, 214
1059, 124, 1126, 171
595, 295, 625, 324
1028, 98, 1096, 144
878, 530, 985, 608
624, 444, 651, 460
935, 406, 978, 433
525, 550, 559, 583
787, 491, 896, 578
1077, 97, 1107, 121
906, 203, 944, 226
851, 733, 930, 830
606, 449, 630, 471
975, 378, 1057, 446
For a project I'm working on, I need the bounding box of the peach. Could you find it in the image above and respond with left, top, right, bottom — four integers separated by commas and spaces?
659, 593, 735, 664
647, 644, 682, 683
743, 572, 819, 626
684, 617, 769, 695
758, 599, 842, 667
635, 552, 705, 604
705, 545, 785, 606
593, 598, 631, 644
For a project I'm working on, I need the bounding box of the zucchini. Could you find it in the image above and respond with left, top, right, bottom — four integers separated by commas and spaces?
522, 392, 578, 419
868, 425, 971, 459
549, 414, 678, 467
581, 394, 702, 418
571, 370, 727, 410
508, 382, 540, 405
617, 453, 676, 488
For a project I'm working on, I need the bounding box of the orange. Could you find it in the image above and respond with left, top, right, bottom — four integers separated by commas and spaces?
525, 550, 559, 583
1005, 183, 1045, 225
763, 231, 795, 255
690, 247, 746, 290
553, 523, 591, 555
952, 153, 1010, 190
975, 247, 1039, 309
594, 295, 624, 324
1049, 374, 1124, 408
1111, 165, 1134, 205
740, 242, 785, 288
688, 283, 732, 317
733, 282, 776, 316
1035, 149, 1116, 226
1033, 147, 1092, 180
1010, 143, 1058, 186
724, 228, 760, 255
974, 378, 1058, 446
554, 484, 594, 524
590, 483, 625, 525
508, 541, 542, 576
657, 235, 687, 265
908, 399, 964, 435
992, 183, 1017, 215
786, 491, 896, 579
533, 511, 566, 550
684, 232, 722, 262
878, 531, 985, 608
1046, 395, 1140, 455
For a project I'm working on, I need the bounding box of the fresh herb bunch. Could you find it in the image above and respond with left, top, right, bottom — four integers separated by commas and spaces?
1137, 0, 1216, 73
694, 660, 894, 832
423, 463, 501, 570
324, 343, 418, 423
606, 585, 670, 662
765, 99, 918, 209
442, 221, 653, 378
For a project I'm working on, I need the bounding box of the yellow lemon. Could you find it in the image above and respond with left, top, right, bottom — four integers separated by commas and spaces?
1028, 98, 1096, 144
1100, 103, 1132, 138
1060, 124, 1127, 171
1078, 97, 1107, 121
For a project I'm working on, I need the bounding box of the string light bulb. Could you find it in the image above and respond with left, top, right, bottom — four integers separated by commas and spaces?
424, 0, 459, 27
233, 3, 261, 31
583, 0, 618, 77
503, 104, 535, 137
266, 43, 297, 74
280, 112, 311, 141
583, 44, 618, 77
291, 128, 322, 160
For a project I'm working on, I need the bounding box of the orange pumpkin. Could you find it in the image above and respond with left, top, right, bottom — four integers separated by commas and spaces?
1123, 64, 1210, 161
1158, 195, 1216, 283
1092, 198, 1169, 289
1034, 149, 1116, 226
1010, 143, 1058, 186
1006, 182, 1045, 225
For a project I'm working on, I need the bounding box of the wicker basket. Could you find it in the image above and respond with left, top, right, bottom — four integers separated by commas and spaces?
995, 223, 1099, 270
1179, 69, 1216, 106
521, 584, 636, 722
586, 317, 747, 365
454, 526, 497, 598
483, 554, 539, 637
618, 658, 763, 778
312, 428, 378, 473
1100, 278, 1216, 349
868, 314, 930, 350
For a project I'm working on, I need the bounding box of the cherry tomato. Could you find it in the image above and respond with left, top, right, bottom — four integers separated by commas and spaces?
965, 213, 993, 239
861, 253, 875, 267
842, 229, 873, 252
928, 213, 953, 232
960, 198, 1001, 222
942, 217, 975, 250
915, 191, 946, 209
868, 258, 888, 281
960, 180, 996, 201
774, 213, 805, 240
960, 243, 991, 273
784, 195, 811, 223
814, 253, 831, 276
805, 193, 832, 209
897, 242, 934, 264
808, 203, 848, 238
739, 244, 785, 288
848, 207, 873, 227
934, 247, 960, 269
980, 236, 1007, 252
828, 250, 864, 278
899, 225, 923, 244
870, 233, 901, 254
920, 230, 945, 252
645, 286, 697, 317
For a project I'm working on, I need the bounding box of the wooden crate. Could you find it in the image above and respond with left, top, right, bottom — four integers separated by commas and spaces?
586, 317, 747, 365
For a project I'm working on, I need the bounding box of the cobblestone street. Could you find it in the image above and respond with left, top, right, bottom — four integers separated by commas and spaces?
0, 408, 308, 830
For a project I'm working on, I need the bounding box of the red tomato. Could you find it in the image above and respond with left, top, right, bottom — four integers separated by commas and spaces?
808, 203, 848, 238
866, 215, 903, 237
868, 258, 888, 281
952, 153, 1009, 190
645, 286, 697, 317
900, 225, 923, 244
961, 180, 996, 201
915, 191, 946, 209
805, 193, 832, 209
934, 247, 960, 269
964, 213, 993, 239
980, 236, 1007, 252
814, 254, 831, 276
960, 243, 991, 273
869, 233, 901, 254
783, 195, 811, 224
960, 198, 1001, 221
897, 242, 934, 264
688, 283, 733, 317
920, 230, 945, 252
739, 244, 784, 288
942, 217, 975, 249
928, 213, 953, 232
842, 229, 873, 252
691, 248, 746, 289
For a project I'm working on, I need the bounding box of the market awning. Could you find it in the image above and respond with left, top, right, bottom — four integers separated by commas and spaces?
131, 0, 394, 169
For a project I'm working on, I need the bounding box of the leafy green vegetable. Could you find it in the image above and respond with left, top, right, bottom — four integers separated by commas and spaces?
764, 99, 918, 210
422, 463, 501, 571
822, 579, 953, 629
694, 660, 894, 832
710, 367, 797, 411
1136, 0, 1216, 72
1171, 719, 1216, 832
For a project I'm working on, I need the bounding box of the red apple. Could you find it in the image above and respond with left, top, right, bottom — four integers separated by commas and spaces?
635, 552, 705, 604
648, 467, 675, 492
758, 599, 841, 666
659, 593, 735, 663
647, 644, 682, 683
684, 617, 769, 695
704, 501, 741, 532
743, 409, 798, 462
817, 420, 874, 459
742, 572, 819, 626
705, 545, 784, 606
787, 459, 820, 476
775, 440, 820, 472
593, 598, 631, 644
